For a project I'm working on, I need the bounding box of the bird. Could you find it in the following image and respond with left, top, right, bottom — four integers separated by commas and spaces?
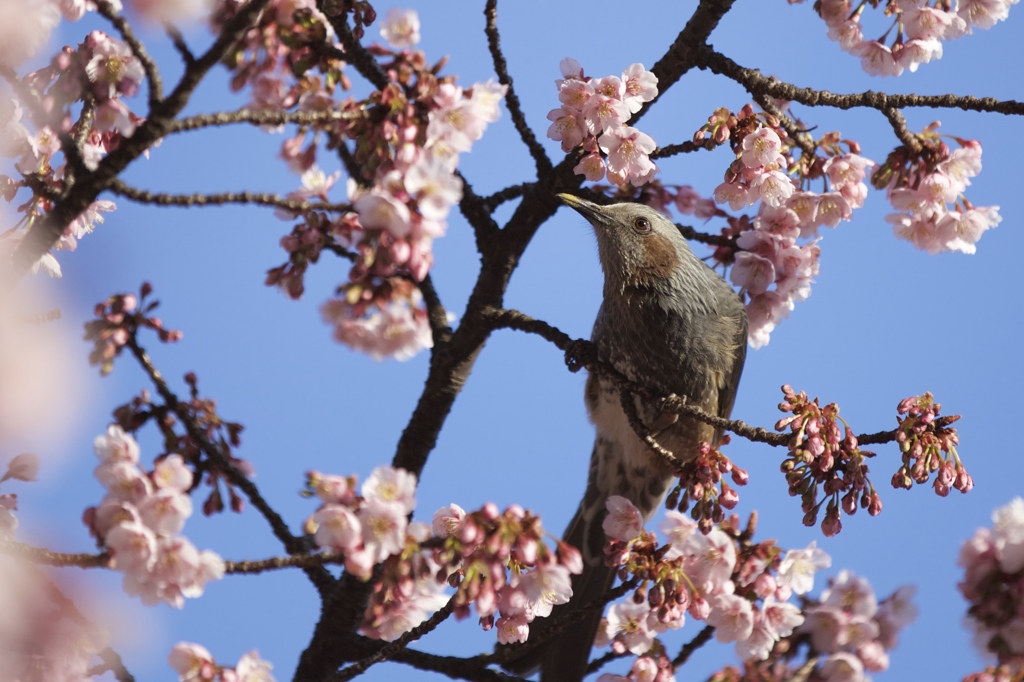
504, 194, 748, 681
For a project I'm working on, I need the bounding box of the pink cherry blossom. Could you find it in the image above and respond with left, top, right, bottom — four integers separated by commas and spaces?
573, 152, 606, 181
321, 295, 433, 361
546, 106, 587, 152
432, 503, 466, 538
380, 8, 420, 48
850, 41, 903, 77
584, 95, 630, 134
495, 613, 530, 644
741, 128, 783, 168
85, 31, 146, 100
819, 651, 866, 682
94, 424, 141, 463
518, 562, 573, 618
168, 642, 216, 682
659, 510, 698, 559
357, 498, 408, 563
154, 454, 194, 492
730, 251, 776, 295
2, 453, 39, 482
404, 161, 462, 221
139, 489, 193, 535
603, 495, 643, 541
777, 541, 831, 595
598, 126, 657, 186
353, 190, 412, 238
362, 466, 417, 514
313, 505, 362, 553
234, 650, 275, 682
606, 601, 655, 654
822, 570, 878, 618
708, 593, 754, 643
620, 63, 658, 114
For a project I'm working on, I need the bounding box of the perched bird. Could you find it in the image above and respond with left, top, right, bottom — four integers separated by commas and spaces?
506, 194, 748, 681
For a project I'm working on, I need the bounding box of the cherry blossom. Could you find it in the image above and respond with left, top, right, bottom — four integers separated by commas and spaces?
603, 495, 644, 541
777, 541, 832, 595
380, 8, 420, 48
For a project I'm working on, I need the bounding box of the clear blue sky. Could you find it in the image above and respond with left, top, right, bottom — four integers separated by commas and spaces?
8, 1, 1024, 680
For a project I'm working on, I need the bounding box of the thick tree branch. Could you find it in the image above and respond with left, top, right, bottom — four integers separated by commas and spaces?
483, 0, 551, 175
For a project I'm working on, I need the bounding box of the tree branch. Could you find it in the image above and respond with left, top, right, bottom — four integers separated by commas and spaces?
168, 109, 363, 135
673, 624, 715, 668
483, 0, 551, 175
695, 47, 1024, 116
108, 179, 352, 214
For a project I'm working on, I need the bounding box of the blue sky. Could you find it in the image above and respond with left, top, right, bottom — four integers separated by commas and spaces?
7, 1, 1024, 680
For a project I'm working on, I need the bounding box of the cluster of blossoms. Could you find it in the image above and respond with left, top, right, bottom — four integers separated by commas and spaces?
304, 466, 582, 643
776, 385, 880, 537
82, 425, 225, 607
545, 58, 659, 186
0, 453, 39, 540
0, 26, 149, 276
704, 106, 872, 347
306, 465, 451, 640
795, 0, 1017, 77
169, 643, 275, 682
248, 8, 505, 360
601, 498, 915, 681
891, 392, 972, 496
777, 387, 969, 536
960, 498, 1024, 680
791, 572, 918, 682
663, 436, 750, 534
83, 284, 183, 374
872, 125, 1000, 254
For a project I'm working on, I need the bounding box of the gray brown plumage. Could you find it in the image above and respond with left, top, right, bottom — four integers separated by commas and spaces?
505, 195, 747, 681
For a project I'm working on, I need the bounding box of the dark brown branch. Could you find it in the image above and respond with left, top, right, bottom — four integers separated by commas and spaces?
324, 11, 389, 90
164, 23, 196, 66
0, 542, 109, 568
672, 624, 715, 668
333, 598, 456, 681
418, 273, 453, 348
585, 649, 628, 675
125, 337, 335, 596
651, 140, 708, 159
390, 649, 531, 682
483, 0, 551, 175
633, 0, 739, 123
94, 0, 163, 108
108, 179, 352, 214
168, 109, 363, 135
696, 47, 1024, 116
882, 106, 923, 153
675, 223, 736, 248
481, 182, 533, 210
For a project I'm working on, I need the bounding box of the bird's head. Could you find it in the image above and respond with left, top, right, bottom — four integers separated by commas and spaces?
557, 193, 707, 299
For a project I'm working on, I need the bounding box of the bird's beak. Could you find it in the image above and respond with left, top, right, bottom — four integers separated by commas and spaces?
557, 193, 606, 225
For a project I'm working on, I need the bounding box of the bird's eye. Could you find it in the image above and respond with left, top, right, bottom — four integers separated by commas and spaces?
633, 217, 651, 234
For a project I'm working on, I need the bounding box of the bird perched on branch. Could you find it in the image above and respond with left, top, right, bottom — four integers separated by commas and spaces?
505, 194, 747, 681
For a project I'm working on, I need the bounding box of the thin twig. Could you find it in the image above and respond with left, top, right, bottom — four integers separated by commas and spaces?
108, 179, 352, 214
651, 140, 708, 159
483, 0, 551, 175
618, 389, 681, 468
585, 649, 628, 675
